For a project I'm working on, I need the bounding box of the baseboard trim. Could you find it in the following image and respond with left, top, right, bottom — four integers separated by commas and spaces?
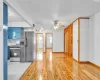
79, 61, 100, 70
52, 52, 64, 54
79, 61, 89, 64
88, 62, 100, 70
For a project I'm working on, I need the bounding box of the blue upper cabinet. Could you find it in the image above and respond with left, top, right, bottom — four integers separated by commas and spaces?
3, 3, 8, 26
8, 27, 24, 39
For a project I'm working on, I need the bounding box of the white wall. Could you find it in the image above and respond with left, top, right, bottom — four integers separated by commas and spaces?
53, 29, 64, 52
89, 16, 95, 63
73, 20, 78, 61
89, 12, 100, 66
46, 34, 52, 48
80, 19, 89, 61
0, 0, 3, 79
8, 21, 31, 27
36, 29, 64, 52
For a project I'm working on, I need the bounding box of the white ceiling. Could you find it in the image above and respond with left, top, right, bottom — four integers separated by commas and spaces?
8, 6, 24, 22
6, 0, 100, 30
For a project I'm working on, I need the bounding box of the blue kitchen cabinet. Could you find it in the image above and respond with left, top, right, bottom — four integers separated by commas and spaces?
8, 27, 24, 39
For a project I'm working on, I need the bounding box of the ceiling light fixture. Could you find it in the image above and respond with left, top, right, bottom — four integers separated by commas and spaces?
54, 26, 58, 30
53, 20, 65, 30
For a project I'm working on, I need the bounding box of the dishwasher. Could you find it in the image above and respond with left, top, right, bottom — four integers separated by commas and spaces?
10, 48, 20, 62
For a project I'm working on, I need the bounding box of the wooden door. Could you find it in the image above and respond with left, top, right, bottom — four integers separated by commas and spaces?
64, 24, 73, 57
69, 24, 73, 56
64, 32, 67, 53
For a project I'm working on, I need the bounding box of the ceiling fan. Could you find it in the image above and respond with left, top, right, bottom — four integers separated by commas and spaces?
53, 20, 65, 30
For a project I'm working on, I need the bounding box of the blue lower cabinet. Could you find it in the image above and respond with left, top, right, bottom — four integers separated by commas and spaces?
8, 47, 10, 60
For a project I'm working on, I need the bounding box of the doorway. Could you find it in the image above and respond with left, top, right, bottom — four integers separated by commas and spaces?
45, 33, 53, 52
36, 33, 53, 52
46, 33, 53, 48
36, 33, 44, 51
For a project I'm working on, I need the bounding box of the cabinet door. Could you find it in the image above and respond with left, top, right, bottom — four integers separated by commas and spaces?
8, 27, 24, 39
8, 28, 13, 39
15, 30, 20, 39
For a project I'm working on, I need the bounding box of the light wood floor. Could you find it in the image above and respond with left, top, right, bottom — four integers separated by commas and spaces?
20, 49, 100, 80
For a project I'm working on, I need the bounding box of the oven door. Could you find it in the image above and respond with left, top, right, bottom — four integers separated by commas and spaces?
10, 48, 20, 62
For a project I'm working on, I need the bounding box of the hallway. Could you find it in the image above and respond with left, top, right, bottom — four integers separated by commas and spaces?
20, 49, 100, 80
1, 0, 100, 80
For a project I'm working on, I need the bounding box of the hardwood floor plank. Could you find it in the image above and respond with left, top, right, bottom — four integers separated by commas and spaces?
20, 49, 100, 80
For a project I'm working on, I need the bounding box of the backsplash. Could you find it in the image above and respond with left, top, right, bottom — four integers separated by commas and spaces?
8, 39, 20, 46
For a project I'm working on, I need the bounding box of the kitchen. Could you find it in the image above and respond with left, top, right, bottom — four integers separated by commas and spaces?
8, 27, 23, 62
7, 5, 37, 79
8, 27, 36, 62
8, 27, 36, 80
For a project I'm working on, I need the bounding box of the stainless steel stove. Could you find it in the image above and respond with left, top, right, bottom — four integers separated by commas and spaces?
10, 48, 20, 62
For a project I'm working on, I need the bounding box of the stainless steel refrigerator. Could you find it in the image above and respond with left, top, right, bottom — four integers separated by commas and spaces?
20, 31, 36, 62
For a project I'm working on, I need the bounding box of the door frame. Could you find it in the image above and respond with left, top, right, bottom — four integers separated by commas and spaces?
64, 17, 89, 62
64, 18, 79, 60
64, 31, 68, 54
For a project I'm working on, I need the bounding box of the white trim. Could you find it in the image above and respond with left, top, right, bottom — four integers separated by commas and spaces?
0, 0, 4, 80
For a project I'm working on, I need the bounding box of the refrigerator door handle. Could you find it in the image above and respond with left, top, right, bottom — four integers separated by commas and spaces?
26, 38, 28, 47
